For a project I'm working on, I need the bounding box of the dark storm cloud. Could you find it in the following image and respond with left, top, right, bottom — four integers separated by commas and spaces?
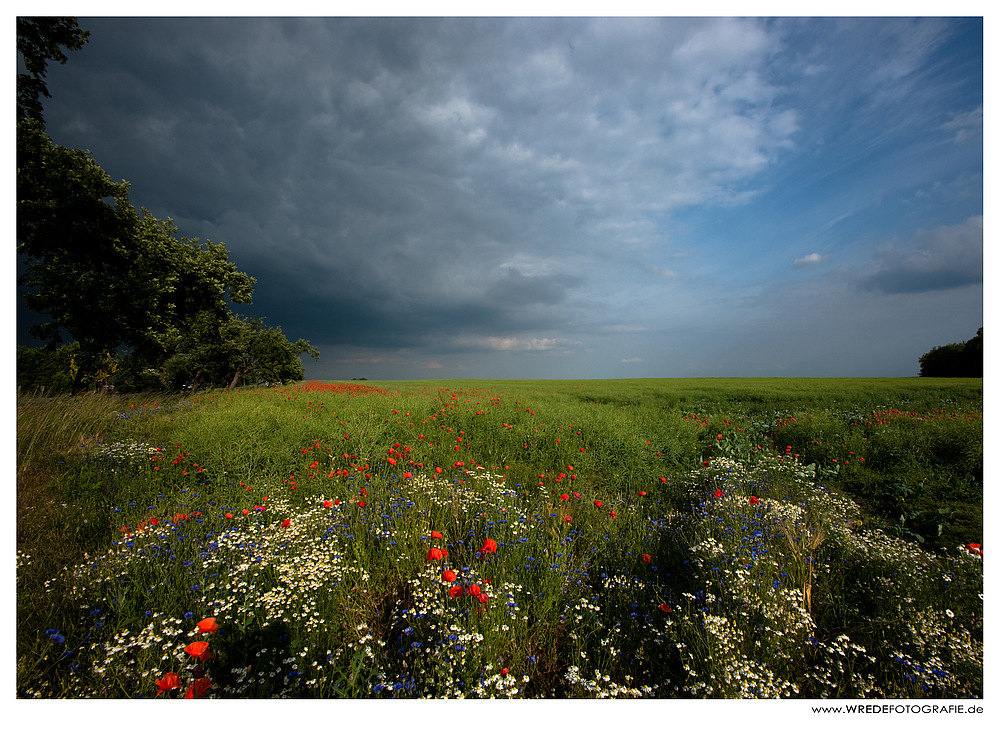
42, 18, 794, 341
860, 216, 983, 294
25, 16, 981, 379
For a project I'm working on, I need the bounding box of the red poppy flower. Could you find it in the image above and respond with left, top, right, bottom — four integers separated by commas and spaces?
184, 641, 211, 662
466, 584, 481, 597
184, 677, 213, 699
478, 538, 498, 555
477, 593, 489, 604
501, 667, 509, 676
387, 457, 397, 465
449, 586, 464, 598
564, 515, 573, 523
641, 553, 652, 564
659, 603, 672, 613
155, 672, 181, 695
430, 530, 443, 539
639, 491, 647, 496
609, 510, 617, 520
225, 512, 234, 519
323, 500, 333, 508
197, 617, 218, 635
713, 489, 723, 498
357, 500, 366, 507
427, 547, 444, 562
442, 570, 457, 583
560, 493, 569, 501
593, 500, 602, 508
281, 519, 291, 528
749, 496, 759, 505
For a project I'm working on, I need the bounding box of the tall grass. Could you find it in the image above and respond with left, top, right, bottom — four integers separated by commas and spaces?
16, 379, 982, 698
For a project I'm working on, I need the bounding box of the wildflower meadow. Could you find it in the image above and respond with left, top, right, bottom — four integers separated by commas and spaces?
16, 378, 983, 699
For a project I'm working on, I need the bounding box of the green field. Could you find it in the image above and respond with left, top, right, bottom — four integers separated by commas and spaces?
16, 377, 983, 698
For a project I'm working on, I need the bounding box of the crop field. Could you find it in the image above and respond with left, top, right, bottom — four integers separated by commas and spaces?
16, 377, 983, 699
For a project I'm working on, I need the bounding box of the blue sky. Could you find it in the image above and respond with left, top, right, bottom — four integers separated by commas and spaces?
19, 12, 984, 379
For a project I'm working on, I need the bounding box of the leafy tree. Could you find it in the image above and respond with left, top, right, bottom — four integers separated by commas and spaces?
919, 328, 983, 377
962, 327, 983, 377
18, 119, 257, 389
159, 314, 318, 390
18, 119, 139, 357
117, 213, 257, 368
17, 343, 78, 394
16, 17, 318, 393
238, 322, 320, 388
17, 16, 89, 123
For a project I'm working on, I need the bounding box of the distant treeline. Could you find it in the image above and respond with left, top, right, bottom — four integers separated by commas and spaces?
919, 328, 982, 378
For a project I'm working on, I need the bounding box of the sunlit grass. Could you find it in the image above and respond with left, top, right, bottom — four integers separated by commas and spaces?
16, 379, 982, 698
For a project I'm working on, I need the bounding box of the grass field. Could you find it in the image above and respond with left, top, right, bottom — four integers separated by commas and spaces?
16, 377, 983, 698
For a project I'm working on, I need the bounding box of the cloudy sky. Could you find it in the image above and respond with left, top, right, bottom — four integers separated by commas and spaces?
23, 13, 983, 380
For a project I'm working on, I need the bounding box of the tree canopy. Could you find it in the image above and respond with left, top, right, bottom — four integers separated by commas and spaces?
17, 17, 90, 124
918, 328, 982, 378
16, 17, 318, 393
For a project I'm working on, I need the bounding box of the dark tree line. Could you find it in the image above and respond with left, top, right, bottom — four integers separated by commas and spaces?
919, 328, 982, 378
17, 17, 318, 394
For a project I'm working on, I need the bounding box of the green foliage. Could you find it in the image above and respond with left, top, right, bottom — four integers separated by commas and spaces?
919, 327, 982, 377
17, 343, 77, 394
158, 313, 318, 390
16, 16, 89, 123
16, 17, 317, 394
17, 121, 259, 381
17, 119, 136, 360
16, 379, 982, 699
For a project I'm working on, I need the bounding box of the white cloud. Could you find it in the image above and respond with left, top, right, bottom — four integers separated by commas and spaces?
621, 357, 642, 363
941, 105, 983, 144
794, 253, 828, 268
472, 336, 570, 352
